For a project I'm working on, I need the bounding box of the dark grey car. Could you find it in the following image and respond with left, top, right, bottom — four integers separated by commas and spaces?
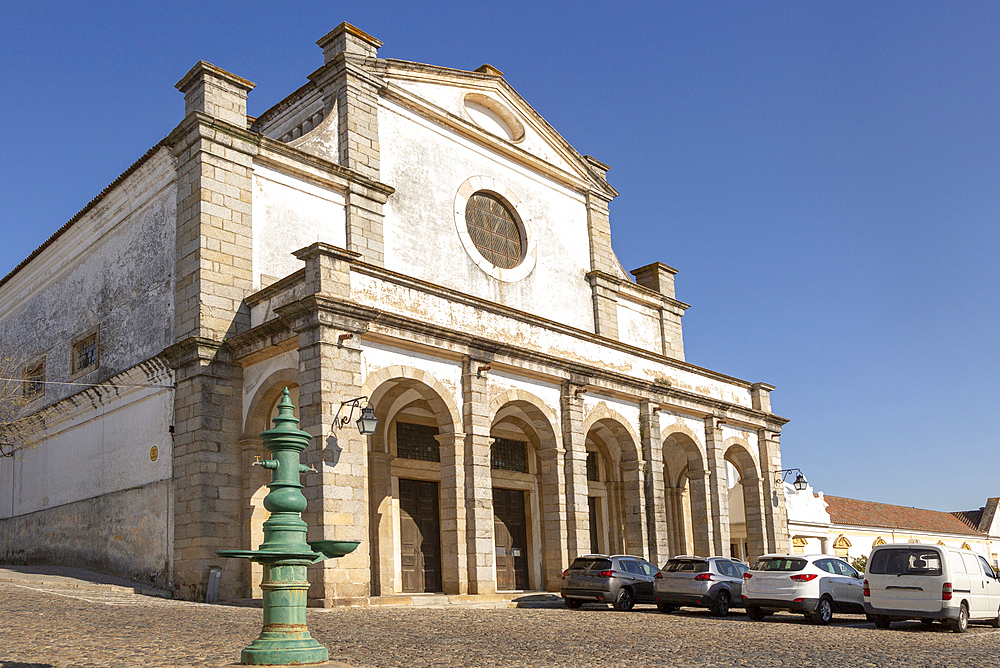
561, 554, 659, 611
653, 556, 749, 616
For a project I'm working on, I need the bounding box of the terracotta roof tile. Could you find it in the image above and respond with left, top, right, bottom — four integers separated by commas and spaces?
824, 496, 986, 536
952, 509, 984, 531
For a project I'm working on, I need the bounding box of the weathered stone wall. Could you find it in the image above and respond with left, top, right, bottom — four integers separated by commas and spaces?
0, 479, 171, 588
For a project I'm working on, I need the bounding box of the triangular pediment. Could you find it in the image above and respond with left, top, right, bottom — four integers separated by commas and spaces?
381, 60, 617, 198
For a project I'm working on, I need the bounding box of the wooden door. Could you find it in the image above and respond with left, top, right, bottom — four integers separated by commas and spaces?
493, 488, 529, 590
399, 479, 442, 593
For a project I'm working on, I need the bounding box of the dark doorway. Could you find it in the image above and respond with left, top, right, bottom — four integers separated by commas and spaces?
493, 487, 529, 590
399, 478, 442, 593
588, 496, 600, 554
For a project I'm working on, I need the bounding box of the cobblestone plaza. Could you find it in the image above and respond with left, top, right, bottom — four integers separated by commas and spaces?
3, 569, 999, 668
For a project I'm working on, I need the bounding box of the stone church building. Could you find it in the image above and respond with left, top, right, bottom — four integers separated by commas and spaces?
0, 23, 789, 604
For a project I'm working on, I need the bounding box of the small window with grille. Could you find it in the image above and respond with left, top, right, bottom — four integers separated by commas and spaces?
23, 359, 44, 399
395, 422, 440, 462
465, 192, 524, 270
71, 329, 99, 376
586, 451, 599, 482
491, 438, 528, 473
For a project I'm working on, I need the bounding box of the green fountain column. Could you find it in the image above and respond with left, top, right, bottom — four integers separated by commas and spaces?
218, 388, 359, 666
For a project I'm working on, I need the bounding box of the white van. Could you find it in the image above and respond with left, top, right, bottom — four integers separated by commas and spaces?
864, 543, 1000, 632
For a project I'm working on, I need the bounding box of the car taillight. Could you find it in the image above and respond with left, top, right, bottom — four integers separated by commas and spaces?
863, 579, 870, 597
943, 582, 953, 601
654, 571, 663, 579
597, 570, 615, 578
790, 574, 818, 582
694, 573, 713, 581
743, 572, 753, 579
562, 569, 570, 577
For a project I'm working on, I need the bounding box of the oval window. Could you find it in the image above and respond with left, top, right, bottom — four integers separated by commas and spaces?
464, 192, 524, 269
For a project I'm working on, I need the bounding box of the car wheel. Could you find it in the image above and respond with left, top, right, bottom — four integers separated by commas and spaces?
565, 598, 583, 610
656, 602, 676, 614
950, 604, 969, 634
710, 590, 731, 617
613, 587, 634, 612
746, 605, 767, 621
874, 615, 892, 630
811, 597, 833, 625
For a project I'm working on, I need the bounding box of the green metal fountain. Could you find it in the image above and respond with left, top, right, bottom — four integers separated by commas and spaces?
218, 388, 359, 666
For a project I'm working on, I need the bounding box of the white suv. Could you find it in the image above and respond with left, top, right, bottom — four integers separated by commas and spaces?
742, 554, 865, 624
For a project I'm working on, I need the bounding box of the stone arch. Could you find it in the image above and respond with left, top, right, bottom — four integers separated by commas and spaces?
488, 389, 561, 590
723, 437, 765, 561
581, 405, 644, 557
661, 422, 710, 558
243, 368, 299, 436
361, 366, 464, 597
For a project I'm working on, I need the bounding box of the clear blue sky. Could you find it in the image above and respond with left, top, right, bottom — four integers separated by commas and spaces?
2, 1, 998, 512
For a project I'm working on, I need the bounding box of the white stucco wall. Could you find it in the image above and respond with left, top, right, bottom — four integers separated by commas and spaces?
617, 297, 662, 354
252, 163, 347, 288
362, 341, 464, 414
378, 98, 595, 333
0, 377, 173, 519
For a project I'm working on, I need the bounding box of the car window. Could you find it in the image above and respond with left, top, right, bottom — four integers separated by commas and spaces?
868, 549, 943, 576
752, 557, 807, 572
621, 559, 643, 575
664, 559, 709, 573
569, 558, 612, 571
979, 556, 997, 579
639, 561, 658, 577
816, 559, 838, 574
835, 560, 859, 577
715, 561, 732, 578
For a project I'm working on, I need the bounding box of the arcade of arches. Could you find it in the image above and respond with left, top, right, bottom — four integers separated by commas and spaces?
239, 362, 789, 602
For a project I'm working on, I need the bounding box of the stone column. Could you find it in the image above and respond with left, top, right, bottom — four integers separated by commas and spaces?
560, 382, 591, 560
757, 428, 789, 554
640, 403, 670, 563
621, 460, 648, 558
279, 243, 376, 605
437, 431, 469, 595
704, 417, 731, 557
461, 358, 495, 594
367, 451, 393, 596
629, 263, 688, 362
311, 23, 388, 266
586, 271, 621, 340
686, 470, 713, 557
537, 445, 567, 590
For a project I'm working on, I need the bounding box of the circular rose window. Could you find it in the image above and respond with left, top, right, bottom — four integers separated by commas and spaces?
464, 192, 524, 269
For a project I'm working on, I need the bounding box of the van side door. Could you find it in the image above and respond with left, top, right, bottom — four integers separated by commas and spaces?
960, 552, 986, 618
978, 556, 1000, 619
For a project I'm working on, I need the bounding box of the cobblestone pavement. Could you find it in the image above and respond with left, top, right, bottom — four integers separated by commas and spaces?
3, 576, 1000, 668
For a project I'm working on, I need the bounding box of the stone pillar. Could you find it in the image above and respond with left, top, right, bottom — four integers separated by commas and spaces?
311, 23, 387, 266
621, 460, 648, 558
437, 431, 469, 595
537, 445, 567, 590
704, 417, 731, 557
686, 470, 713, 557
640, 403, 670, 563
461, 358, 495, 594
367, 451, 393, 596
560, 382, 591, 559
758, 429, 789, 554
630, 263, 687, 361
279, 243, 375, 604
586, 271, 621, 340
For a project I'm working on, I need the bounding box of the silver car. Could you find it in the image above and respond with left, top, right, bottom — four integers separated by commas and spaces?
561, 554, 660, 611
653, 556, 749, 616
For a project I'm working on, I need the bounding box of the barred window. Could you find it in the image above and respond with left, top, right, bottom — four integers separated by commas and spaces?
72, 332, 98, 374
396, 422, 440, 462
465, 192, 523, 269
491, 438, 528, 473
23, 360, 44, 399
586, 451, 599, 482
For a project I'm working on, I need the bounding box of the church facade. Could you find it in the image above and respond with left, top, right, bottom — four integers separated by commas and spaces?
0, 23, 788, 604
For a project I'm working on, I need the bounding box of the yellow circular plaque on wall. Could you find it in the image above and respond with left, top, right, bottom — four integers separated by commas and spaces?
150, 445, 158, 462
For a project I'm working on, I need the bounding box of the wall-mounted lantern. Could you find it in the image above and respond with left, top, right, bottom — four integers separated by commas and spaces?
777, 468, 809, 492
335, 396, 378, 435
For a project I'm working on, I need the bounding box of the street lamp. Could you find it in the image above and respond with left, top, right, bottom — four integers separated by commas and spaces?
777, 468, 809, 492
334, 396, 378, 435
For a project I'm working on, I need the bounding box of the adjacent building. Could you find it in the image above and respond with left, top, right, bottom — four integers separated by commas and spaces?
0, 23, 789, 604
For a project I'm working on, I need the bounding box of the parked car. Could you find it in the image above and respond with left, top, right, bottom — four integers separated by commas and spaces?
653, 556, 748, 616
864, 543, 1000, 633
742, 554, 865, 624
560, 554, 660, 611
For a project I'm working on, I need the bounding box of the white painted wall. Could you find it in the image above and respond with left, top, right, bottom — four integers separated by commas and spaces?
378, 98, 595, 332
1, 377, 173, 519
617, 297, 662, 354
252, 163, 347, 288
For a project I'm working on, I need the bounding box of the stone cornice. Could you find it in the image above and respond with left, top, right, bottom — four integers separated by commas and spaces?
166, 111, 261, 156
255, 135, 395, 200
162, 337, 226, 369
